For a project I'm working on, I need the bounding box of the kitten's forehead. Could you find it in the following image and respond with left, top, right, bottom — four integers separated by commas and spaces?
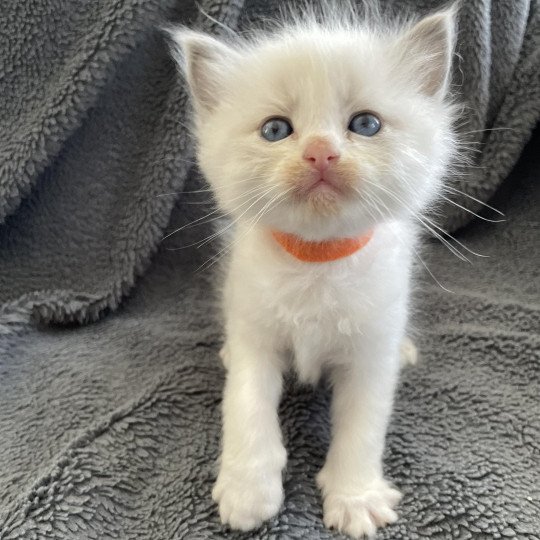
231, 29, 392, 124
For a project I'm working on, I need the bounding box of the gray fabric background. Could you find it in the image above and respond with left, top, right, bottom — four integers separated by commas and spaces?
0, 0, 539, 538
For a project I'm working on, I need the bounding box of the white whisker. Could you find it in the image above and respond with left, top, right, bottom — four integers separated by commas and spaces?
442, 185, 505, 216
195, 186, 280, 270
161, 208, 221, 240
361, 187, 454, 293
361, 180, 482, 262
438, 193, 506, 223
164, 184, 277, 247
197, 186, 292, 273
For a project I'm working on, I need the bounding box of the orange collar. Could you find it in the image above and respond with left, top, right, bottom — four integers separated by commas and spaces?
271, 230, 373, 263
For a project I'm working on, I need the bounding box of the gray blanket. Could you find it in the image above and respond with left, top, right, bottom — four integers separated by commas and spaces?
0, 0, 539, 539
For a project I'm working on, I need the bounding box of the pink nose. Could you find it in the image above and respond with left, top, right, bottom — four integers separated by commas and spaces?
303, 140, 340, 172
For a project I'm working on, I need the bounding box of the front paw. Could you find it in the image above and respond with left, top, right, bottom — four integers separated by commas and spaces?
212, 462, 284, 531
317, 472, 401, 538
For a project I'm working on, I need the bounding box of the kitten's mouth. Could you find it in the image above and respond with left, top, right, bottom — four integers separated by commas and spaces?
283, 163, 357, 213
289, 175, 347, 216
311, 177, 341, 192
300, 175, 343, 197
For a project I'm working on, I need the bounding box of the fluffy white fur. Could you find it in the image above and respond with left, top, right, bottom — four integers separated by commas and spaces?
172, 5, 456, 538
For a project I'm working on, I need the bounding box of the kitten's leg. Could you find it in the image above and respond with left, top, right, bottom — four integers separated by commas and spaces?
317, 343, 401, 538
213, 334, 286, 531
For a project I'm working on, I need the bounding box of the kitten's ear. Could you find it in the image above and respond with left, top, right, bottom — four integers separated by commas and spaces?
398, 8, 456, 98
169, 29, 237, 114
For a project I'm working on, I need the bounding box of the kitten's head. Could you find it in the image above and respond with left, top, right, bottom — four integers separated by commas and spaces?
172, 6, 457, 240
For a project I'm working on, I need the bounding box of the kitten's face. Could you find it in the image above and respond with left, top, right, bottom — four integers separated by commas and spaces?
175, 13, 455, 240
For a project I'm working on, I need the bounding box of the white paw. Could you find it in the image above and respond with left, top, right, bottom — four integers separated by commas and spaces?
317, 474, 402, 539
212, 463, 284, 531
400, 336, 418, 367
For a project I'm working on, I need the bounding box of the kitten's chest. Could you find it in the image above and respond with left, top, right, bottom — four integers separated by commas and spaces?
226, 223, 411, 348
257, 262, 385, 383
268, 269, 369, 332
239, 244, 391, 344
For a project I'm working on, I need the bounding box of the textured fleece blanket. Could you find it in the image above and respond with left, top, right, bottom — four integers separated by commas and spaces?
0, 0, 539, 539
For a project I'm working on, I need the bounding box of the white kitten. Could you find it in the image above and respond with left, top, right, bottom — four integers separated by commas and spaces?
172, 4, 456, 538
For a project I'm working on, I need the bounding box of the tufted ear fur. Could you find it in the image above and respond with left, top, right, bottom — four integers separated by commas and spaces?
170, 29, 238, 114
397, 8, 456, 98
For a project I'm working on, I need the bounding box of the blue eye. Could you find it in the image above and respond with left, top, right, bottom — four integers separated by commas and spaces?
261, 117, 293, 142
348, 112, 381, 137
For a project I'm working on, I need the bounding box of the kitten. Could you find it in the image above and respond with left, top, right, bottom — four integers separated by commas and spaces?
171, 4, 456, 537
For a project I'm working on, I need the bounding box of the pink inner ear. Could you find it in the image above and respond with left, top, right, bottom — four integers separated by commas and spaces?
175, 31, 236, 113
400, 11, 455, 97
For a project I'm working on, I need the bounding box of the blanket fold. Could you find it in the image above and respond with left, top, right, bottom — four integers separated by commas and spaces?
0, 0, 243, 324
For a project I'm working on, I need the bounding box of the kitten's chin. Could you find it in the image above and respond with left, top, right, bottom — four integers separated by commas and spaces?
259, 201, 375, 242
295, 188, 343, 218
